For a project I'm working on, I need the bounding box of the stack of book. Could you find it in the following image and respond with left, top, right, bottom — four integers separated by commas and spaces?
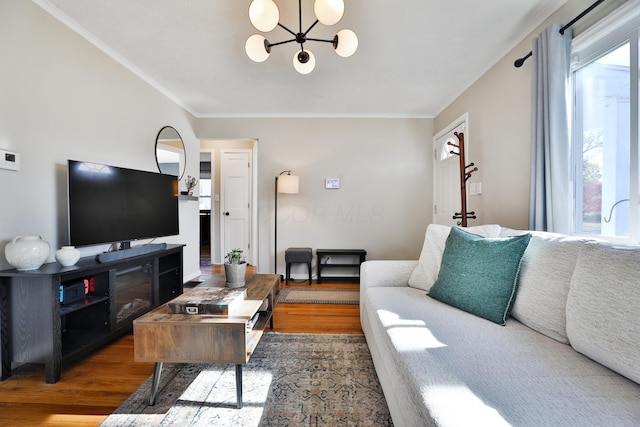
167, 287, 247, 315
246, 312, 260, 332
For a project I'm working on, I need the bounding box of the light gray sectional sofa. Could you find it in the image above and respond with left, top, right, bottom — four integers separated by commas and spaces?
360, 224, 640, 427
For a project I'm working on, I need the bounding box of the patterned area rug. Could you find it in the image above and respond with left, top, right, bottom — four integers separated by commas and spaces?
278, 288, 360, 304
100, 333, 392, 427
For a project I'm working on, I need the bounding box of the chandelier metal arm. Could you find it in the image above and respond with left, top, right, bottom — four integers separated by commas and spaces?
277, 22, 297, 38
267, 38, 297, 49
302, 20, 320, 38
305, 37, 334, 44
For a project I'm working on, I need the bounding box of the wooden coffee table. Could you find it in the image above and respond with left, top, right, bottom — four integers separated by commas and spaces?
133, 273, 279, 408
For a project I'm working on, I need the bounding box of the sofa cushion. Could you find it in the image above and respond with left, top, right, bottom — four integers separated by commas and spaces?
567, 243, 640, 384
510, 232, 593, 344
362, 284, 640, 426
428, 227, 531, 325
408, 223, 501, 292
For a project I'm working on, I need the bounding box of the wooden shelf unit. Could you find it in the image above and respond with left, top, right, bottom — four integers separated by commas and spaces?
316, 249, 367, 283
0, 244, 184, 384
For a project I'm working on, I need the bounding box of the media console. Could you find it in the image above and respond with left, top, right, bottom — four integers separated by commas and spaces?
0, 244, 184, 383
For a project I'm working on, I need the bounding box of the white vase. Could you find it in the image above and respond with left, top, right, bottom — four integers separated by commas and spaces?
55, 246, 81, 267
5, 235, 50, 271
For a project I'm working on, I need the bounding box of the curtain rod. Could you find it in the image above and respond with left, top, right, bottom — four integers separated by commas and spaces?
514, 0, 605, 68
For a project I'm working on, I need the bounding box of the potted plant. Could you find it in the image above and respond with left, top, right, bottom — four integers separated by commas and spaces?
182, 175, 198, 196
224, 248, 246, 288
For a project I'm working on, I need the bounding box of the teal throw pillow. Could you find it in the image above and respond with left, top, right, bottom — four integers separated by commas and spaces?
428, 227, 532, 325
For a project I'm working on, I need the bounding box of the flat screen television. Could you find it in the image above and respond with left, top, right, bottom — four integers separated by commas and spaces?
67, 160, 179, 248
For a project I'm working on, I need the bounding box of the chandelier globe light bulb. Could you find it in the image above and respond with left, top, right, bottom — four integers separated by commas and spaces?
249, 0, 280, 32
293, 50, 316, 74
334, 29, 358, 57
245, 34, 270, 62
314, 0, 344, 26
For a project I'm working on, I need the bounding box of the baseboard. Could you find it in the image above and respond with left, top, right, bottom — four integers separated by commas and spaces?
183, 270, 201, 283
287, 273, 317, 280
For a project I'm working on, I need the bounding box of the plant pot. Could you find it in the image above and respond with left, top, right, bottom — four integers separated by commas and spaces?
224, 262, 247, 288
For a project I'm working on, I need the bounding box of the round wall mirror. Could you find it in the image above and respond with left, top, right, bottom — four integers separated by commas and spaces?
155, 126, 186, 180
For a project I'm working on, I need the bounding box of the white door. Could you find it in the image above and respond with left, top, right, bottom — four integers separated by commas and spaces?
433, 116, 467, 226
220, 150, 252, 264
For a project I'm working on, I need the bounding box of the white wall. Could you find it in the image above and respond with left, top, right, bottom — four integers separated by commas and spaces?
0, 0, 200, 279
435, 0, 629, 229
0, 1, 433, 281
197, 118, 433, 275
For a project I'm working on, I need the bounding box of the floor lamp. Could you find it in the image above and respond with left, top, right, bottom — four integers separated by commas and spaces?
275, 170, 299, 274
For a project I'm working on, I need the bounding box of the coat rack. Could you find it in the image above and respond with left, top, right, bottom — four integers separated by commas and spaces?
447, 132, 478, 227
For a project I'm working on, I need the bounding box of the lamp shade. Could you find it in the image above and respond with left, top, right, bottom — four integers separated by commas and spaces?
334, 29, 358, 57
314, 0, 344, 26
293, 50, 316, 74
249, 0, 280, 32
277, 174, 299, 194
245, 34, 270, 62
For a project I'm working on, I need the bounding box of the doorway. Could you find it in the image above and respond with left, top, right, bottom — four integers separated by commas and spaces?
199, 151, 214, 266
220, 149, 252, 265
199, 140, 258, 268
433, 113, 468, 226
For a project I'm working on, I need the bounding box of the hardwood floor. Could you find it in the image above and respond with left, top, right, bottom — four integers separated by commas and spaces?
0, 261, 362, 427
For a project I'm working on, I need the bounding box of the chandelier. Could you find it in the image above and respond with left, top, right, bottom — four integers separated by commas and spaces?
245, 0, 358, 74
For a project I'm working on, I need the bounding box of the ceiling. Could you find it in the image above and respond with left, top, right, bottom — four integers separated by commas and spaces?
34, 0, 566, 118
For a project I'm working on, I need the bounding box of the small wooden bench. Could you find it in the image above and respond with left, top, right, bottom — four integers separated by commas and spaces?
316, 249, 367, 283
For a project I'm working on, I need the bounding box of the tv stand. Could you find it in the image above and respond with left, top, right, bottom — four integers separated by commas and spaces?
0, 244, 183, 383
95, 243, 167, 263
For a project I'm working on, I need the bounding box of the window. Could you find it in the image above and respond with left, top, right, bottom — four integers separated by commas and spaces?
571, 3, 640, 243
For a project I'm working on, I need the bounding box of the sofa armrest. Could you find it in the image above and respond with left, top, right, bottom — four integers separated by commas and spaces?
360, 260, 418, 290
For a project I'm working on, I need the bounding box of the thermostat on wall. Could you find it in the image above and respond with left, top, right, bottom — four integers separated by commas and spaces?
0, 149, 20, 171
325, 178, 340, 189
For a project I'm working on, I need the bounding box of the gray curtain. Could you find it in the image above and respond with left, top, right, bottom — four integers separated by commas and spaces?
528, 24, 573, 233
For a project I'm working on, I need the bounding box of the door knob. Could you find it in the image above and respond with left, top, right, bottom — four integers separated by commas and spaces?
225, 212, 230, 216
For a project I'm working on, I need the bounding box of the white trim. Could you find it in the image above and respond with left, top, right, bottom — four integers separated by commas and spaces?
193, 112, 435, 119
251, 142, 259, 271
433, 112, 470, 153
629, 29, 639, 243
571, 0, 640, 69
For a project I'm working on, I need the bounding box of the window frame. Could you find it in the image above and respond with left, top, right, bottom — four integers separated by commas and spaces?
570, 2, 640, 244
